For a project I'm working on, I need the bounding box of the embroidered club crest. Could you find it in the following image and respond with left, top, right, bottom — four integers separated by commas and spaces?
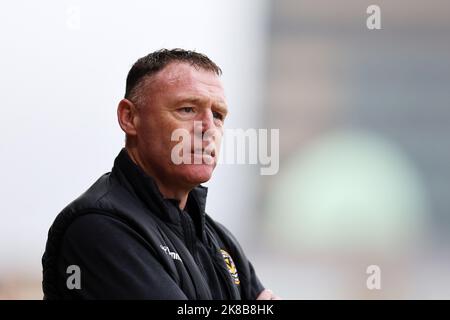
220, 249, 240, 285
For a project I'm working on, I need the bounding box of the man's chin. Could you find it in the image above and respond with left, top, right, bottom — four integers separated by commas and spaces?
181, 164, 215, 186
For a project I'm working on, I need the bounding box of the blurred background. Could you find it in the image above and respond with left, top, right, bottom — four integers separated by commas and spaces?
0, 0, 449, 299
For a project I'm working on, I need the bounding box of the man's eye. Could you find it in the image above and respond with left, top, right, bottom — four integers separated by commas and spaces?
180, 107, 195, 113
212, 111, 224, 120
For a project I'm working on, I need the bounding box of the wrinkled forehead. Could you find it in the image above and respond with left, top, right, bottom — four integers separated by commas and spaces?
149, 62, 226, 102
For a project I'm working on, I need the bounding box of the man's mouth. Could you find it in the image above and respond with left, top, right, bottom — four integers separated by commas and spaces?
190, 147, 216, 166
192, 148, 216, 158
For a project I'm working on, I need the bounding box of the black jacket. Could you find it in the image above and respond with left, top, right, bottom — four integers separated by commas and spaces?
42, 148, 264, 299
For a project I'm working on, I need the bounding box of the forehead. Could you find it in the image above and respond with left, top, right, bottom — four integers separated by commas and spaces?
149, 62, 226, 103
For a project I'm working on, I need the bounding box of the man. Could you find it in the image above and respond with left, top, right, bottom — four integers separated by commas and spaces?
42, 48, 279, 300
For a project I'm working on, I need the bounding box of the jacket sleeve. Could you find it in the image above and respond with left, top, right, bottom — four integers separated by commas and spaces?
55, 213, 188, 299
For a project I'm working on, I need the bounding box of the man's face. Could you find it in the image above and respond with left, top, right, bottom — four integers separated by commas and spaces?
133, 62, 227, 190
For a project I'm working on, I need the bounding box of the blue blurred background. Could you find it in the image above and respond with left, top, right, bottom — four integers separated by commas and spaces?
0, 0, 449, 299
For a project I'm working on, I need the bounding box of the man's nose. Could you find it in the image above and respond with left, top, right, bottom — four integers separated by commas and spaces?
197, 110, 215, 133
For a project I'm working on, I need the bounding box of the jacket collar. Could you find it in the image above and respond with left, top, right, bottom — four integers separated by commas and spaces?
112, 148, 208, 237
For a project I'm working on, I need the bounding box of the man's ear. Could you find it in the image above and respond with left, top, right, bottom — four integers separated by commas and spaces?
117, 98, 138, 137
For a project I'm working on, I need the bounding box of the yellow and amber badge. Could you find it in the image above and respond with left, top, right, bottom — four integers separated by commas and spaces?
220, 249, 240, 285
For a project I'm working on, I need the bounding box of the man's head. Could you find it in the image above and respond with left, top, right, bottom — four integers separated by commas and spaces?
117, 49, 228, 194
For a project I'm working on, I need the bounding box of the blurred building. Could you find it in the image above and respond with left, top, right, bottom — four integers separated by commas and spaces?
258, 0, 450, 298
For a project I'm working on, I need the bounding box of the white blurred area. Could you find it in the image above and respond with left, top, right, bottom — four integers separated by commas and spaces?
2, 0, 450, 300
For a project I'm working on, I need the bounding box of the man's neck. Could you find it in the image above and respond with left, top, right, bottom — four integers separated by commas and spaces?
125, 147, 190, 210
156, 183, 189, 210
